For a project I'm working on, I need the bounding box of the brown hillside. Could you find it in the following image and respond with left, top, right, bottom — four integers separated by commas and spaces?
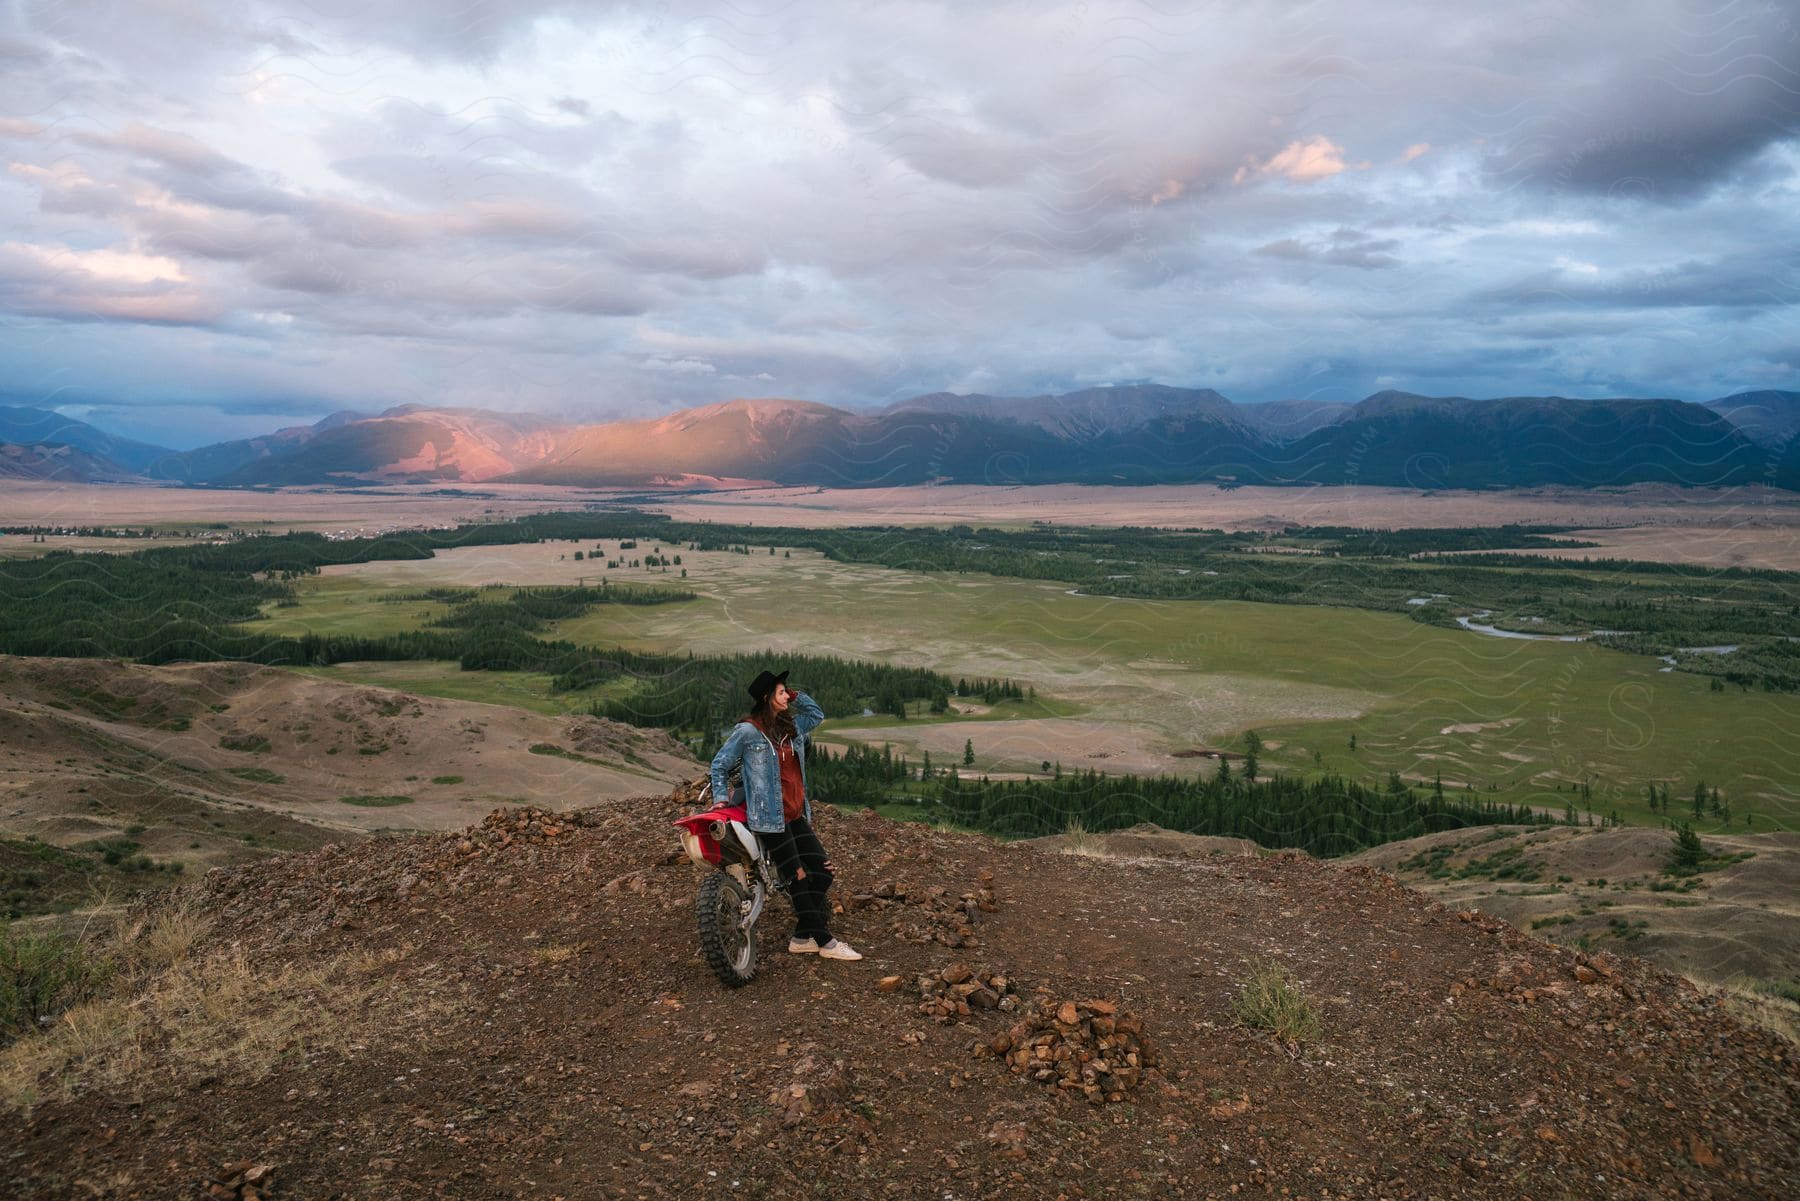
3, 795, 1795, 1199
0, 442, 137, 482
1346, 825, 1800, 999
514, 399, 843, 485
0, 656, 695, 919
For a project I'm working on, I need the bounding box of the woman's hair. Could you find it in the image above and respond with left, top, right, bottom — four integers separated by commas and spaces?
750, 692, 798, 741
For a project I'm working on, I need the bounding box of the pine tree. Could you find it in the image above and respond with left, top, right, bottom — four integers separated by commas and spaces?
963, 738, 974, 767
1691, 782, 1706, 821
1670, 824, 1705, 875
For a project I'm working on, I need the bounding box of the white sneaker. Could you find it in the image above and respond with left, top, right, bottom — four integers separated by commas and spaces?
816, 938, 863, 961
787, 937, 820, 954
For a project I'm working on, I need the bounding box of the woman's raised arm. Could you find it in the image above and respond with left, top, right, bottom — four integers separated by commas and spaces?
791, 690, 824, 736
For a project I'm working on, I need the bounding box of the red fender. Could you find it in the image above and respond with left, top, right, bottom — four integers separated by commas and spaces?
673, 804, 749, 865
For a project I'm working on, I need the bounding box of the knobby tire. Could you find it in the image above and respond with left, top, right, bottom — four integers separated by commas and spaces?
697, 870, 757, 988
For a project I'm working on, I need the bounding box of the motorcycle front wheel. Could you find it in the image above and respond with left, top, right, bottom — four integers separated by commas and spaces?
697, 870, 759, 987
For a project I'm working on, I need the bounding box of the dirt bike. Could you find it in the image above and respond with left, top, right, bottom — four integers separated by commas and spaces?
672, 786, 788, 988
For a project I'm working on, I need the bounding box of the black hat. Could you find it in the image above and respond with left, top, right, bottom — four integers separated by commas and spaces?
747, 669, 789, 703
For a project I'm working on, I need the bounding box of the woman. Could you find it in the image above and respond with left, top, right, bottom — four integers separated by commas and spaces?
710, 669, 863, 962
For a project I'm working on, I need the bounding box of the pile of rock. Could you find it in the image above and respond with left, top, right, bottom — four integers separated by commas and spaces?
979, 998, 1157, 1104
472, 806, 583, 845
913, 962, 1021, 1023
202, 1161, 275, 1199
851, 869, 998, 949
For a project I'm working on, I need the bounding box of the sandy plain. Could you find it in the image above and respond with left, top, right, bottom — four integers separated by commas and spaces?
5, 480, 1800, 568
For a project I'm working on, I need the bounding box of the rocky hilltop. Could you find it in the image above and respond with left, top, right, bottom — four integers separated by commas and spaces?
3, 791, 1795, 1199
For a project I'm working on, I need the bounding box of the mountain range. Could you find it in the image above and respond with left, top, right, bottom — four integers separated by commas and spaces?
3, 386, 1797, 491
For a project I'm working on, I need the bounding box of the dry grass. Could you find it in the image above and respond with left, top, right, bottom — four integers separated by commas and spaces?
0, 943, 439, 1114
1051, 817, 1117, 860
1231, 958, 1323, 1045
113, 896, 211, 975
532, 944, 577, 965
1690, 973, 1800, 1046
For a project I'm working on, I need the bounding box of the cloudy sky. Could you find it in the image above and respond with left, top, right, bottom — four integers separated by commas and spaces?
1, 1, 1796, 447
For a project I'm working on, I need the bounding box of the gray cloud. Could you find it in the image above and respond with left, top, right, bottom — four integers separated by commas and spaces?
1480, 2, 1800, 202
1256, 229, 1402, 270
0, 1, 1793, 445
1474, 245, 1800, 312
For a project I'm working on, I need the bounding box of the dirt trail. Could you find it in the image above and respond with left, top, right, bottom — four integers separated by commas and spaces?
4, 795, 1795, 1199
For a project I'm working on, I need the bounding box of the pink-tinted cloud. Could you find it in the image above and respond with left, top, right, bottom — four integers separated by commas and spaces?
1234, 136, 1348, 185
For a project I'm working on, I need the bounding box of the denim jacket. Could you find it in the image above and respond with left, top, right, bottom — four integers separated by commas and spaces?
709, 692, 824, 833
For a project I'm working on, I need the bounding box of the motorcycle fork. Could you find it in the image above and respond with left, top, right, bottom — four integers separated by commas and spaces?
742, 858, 786, 930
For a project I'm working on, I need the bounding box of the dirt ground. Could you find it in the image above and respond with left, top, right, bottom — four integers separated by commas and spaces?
3, 795, 1795, 1200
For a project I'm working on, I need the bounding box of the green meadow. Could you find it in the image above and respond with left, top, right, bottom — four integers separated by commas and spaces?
255, 579, 463, 639
252, 538, 1799, 832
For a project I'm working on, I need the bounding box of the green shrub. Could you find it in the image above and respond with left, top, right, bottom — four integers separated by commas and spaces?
78, 837, 140, 867
1230, 959, 1321, 1044
338, 795, 413, 807
1755, 979, 1800, 1005
217, 734, 271, 754
0, 924, 114, 1040
430, 776, 464, 785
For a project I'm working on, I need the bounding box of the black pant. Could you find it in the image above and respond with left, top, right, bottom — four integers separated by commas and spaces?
761, 816, 834, 943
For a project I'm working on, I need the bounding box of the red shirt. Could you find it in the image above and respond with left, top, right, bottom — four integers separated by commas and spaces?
751, 715, 807, 823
